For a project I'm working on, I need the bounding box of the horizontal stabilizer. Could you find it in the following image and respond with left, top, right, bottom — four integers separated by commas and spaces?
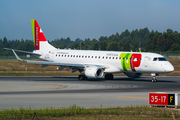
4, 48, 41, 55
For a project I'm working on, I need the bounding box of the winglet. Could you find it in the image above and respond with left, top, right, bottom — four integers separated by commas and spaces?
12, 50, 24, 61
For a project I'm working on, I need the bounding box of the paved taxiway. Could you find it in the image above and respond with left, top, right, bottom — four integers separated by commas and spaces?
0, 76, 180, 110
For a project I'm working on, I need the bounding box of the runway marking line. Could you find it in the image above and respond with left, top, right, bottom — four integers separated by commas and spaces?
0, 96, 116, 100
0, 82, 67, 90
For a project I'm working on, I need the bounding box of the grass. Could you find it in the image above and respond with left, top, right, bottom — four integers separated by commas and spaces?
0, 59, 61, 71
0, 105, 180, 120
0, 57, 179, 76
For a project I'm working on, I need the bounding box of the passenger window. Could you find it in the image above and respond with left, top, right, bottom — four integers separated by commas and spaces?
95, 56, 97, 58
88, 56, 90, 58
109, 57, 111, 59
106, 57, 108, 59
99, 56, 100, 59
65, 55, 66, 57
62, 55, 63, 57
76, 55, 78, 58
119, 57, 121, 60
92, 56, 93, 58
116, 57, 118, 59
68, 55, 69, 57
82, 56, 84, 58
102, 57, 104, 59
112, 57, 114, 59
85, 56, 87, 58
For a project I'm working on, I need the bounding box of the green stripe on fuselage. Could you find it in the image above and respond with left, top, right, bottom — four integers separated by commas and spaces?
31, 19, 35, 46
120, 53, 127, 71
120, 53, 133, 71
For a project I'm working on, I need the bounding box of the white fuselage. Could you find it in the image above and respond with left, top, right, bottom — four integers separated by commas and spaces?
37, 49, 174, 74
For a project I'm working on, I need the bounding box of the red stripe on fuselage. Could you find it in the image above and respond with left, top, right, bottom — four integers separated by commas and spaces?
130, 54, 142, 72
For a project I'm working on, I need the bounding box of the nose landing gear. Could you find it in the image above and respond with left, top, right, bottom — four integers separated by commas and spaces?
152, 76, 157, 82
151, 73, 157, 83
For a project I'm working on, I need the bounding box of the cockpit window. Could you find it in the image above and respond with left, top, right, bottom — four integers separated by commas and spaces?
153, 57, 167, 61
158, 57, 167, 61
153, 58, 158, 61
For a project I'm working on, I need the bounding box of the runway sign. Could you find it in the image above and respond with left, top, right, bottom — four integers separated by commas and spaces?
149, 93, 178, 106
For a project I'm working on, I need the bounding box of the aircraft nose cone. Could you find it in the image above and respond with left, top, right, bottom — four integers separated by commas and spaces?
167, 64, 174, 72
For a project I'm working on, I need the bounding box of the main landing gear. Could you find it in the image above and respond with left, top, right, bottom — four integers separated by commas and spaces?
151, 73, 157, 83
78, 74, 87, 80
78, 73, 114, 80
105, 73, 114, 80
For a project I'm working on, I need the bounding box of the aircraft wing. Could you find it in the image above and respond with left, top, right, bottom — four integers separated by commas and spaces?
9, 49, 105, 70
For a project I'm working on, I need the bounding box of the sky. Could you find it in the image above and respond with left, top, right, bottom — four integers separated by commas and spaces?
0, 0, 180, 41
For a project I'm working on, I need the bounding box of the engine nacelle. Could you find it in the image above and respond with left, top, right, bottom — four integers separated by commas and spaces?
124, 72, 143, 78
84, 66, 104, 78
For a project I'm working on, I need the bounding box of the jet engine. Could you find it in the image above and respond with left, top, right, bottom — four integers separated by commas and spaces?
124, 72, 143, 78
84, 66, 104, 78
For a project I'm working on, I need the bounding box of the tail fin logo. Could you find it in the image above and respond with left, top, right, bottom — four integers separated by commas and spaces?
35, 27, 39, 48
31, 19, 47, 50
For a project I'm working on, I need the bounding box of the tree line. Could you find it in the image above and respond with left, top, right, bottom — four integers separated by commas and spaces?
0, 28, 180, 56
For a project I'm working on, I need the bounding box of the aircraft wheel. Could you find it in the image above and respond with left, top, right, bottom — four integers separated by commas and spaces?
109, 74, 114, 80
105, 74, 109, 80
84, 75, 87, 80
78, 75, 87, 80
105, 73, 114, 80
152, 76, 157, 83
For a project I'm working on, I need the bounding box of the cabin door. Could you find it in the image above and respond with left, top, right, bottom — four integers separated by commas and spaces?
144, 57, 148, 67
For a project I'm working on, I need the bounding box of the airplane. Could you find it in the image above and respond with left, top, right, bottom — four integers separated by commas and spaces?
4, 19, 174, 82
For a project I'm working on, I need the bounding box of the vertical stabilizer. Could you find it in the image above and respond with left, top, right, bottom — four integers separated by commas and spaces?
31, 19, 56, 51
